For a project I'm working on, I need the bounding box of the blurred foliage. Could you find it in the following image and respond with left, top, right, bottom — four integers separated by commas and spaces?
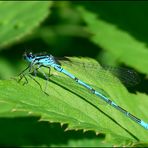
0, 1, 148, 147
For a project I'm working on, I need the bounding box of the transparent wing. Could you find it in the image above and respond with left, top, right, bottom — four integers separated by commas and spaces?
102, 66, 140, 87
59, 58, 140, 87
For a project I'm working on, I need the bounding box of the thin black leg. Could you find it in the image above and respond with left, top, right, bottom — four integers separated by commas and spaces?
41, 66, 53, 77
18, 65, 31, 84
23, 74, 29, 85
28, 74, 49, 96
18, 64, 51, 95
18, 65, 30, 76
35, 65, 50, 92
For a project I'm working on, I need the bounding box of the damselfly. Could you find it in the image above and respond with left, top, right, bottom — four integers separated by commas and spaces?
18, 52, 148, 130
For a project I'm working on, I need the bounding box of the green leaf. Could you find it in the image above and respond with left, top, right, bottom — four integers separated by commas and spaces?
0, 1, 52, 49
77, 6, 148, 74
0, 57, 148, 146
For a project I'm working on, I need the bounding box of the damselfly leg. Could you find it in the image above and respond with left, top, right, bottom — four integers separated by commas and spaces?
18, 64, 52, 95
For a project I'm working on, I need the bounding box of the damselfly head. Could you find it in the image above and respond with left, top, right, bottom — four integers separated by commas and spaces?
23, 52, 34, 62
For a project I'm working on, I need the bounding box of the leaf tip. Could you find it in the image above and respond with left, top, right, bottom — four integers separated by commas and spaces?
11, 108, 17, 112
83, 129, 88, 133
60, 122, 65, 127
28, 111, 33, 115
95, 132, 100, 135
64, 127, 70, 132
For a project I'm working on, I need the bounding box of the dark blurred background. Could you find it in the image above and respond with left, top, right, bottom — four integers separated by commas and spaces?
0, 1, 148, 146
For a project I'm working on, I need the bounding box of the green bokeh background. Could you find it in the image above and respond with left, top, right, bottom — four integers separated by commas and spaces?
0, 1, 148, 147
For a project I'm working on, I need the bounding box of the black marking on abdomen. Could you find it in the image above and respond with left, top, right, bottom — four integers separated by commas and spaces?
128, 113, 141, 123
91, 88, 95, 94
115, 106, 127, 114
74, 77, 79, 82
107, 99, 112, 105
54, 65, 63, 72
